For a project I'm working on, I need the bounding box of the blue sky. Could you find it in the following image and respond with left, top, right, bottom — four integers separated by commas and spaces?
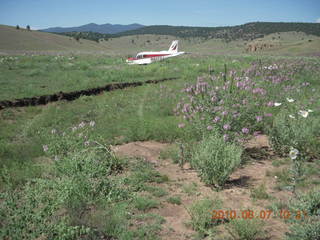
0, 0, 319, 29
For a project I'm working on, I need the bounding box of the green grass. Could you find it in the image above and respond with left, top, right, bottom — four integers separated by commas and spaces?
133, 196, 160, 211
250, 183, 270, 200
167, 195, 182, 205
145, 185, 168, 197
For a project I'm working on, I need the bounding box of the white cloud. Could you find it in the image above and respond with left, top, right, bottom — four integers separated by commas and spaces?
316, 18, 320, 23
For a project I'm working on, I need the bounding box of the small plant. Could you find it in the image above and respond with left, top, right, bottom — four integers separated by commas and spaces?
289, 147, 304, 195
191, 134, 242, 187
145, 185, 168, 197
227, 218, 265, 240
188, 198, 222, 237
250, 183, 270, 200
133, 196, 160, 211
182, 182, 198, 195
167, 195, 182, 205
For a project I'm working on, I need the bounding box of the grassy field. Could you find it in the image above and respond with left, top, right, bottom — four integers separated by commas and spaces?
1, 53, 320, 239
0, 55, 183, 100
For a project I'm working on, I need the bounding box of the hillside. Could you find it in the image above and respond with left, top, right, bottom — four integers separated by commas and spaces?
0, 24, 319, 57
41, 23, 144, 34
114, 22, 320, 41
0, 25, 109, 54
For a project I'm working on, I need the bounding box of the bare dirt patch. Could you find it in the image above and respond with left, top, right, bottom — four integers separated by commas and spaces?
112, 135, 291, 240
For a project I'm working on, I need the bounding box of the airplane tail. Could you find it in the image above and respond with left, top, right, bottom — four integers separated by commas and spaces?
168, 40, 178, 53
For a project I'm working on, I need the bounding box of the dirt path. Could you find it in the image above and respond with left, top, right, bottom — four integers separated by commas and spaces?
112, 136, 290, 240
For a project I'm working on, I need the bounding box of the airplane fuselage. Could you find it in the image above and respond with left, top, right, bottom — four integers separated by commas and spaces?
126, 40, 184, 65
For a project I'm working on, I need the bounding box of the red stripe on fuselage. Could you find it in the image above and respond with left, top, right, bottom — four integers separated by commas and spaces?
127, 54, 170, 61
144, 54, 170, 58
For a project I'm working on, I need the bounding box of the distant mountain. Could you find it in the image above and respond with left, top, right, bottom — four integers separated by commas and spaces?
41, 23, 145, 34
114, 22, 320, 41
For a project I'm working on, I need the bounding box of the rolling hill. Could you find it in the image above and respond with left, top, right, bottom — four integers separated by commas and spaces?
0, 24, 109, 54
41, 23, 144, 34
114, 22, 320, 41
0, 23, 319, 57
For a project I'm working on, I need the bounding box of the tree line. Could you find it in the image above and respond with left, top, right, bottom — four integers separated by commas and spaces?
55, 22, 320, 43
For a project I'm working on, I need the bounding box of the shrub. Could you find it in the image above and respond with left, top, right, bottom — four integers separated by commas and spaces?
0, 125, 129, 239
227, 218, 265, 240
286, 220, 320, 240
286, 188, 320, 240
288, 188, 320, 220
191, 134, 242, 187
188, 198, 222, 237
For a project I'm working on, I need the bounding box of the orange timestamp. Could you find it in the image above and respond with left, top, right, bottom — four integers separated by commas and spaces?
211, 209, 308, 220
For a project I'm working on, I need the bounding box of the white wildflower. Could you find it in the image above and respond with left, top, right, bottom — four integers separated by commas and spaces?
51, 129, 57, 134
274, 102, 282, 107
307, 109, 313, 113
289, 147, 299, 160
78, 122, 85, 128
298, 110, 309, 118
43, 145, 48, 152
286, 98, 294, 103
89, 121, 95, 127
289, 115, 295, 119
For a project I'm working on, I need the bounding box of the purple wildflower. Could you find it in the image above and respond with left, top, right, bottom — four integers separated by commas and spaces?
223, 124, 231, 130
213, 116, 220, 123
256, 116, 263, 122
267, 101, 274, 107
242, 128, 249, 134
207, 125, 213, 131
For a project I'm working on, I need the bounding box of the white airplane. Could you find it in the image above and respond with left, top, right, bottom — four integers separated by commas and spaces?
126, 40, 185, 65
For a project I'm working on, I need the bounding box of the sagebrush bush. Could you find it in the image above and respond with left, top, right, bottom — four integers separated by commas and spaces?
227, 218, 265, 240
191, 134, 242, 187
286, 188, 320, 240
288, 188, 320, 220
286, 220, 320, 240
